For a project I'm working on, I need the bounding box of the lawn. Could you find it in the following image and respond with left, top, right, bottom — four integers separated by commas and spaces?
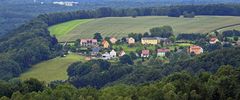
48, 19, 93, 41
19, 53, 85, 83
49, 16, 240, 42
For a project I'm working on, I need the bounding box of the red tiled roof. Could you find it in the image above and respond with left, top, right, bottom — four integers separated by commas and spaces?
142, 50, 150, 55
157, 49, 170, 53
81, 39, 97, 43
190, 45, 202, 49
102, 40, 108, 44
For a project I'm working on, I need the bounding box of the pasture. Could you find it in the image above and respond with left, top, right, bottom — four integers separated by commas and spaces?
19, 53, 85, 83
49, 16, 240, 42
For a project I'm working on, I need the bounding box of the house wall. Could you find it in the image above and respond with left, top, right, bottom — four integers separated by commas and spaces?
157, 52, 165, 57
141, 39, 158, 45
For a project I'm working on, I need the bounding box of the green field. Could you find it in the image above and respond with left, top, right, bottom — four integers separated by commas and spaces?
19, 54, 85, 83
49, 16, 240, 42
48, 19, 93, 40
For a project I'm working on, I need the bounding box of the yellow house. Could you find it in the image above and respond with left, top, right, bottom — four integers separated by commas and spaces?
141, 37, 158, 45
102, 40, 110, 48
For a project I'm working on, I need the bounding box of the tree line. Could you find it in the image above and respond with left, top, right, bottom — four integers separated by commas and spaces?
37, 4, 240, 27
0, 65, 240, 100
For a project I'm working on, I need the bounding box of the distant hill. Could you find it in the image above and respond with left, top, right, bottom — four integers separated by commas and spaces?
2, 0, 240, 4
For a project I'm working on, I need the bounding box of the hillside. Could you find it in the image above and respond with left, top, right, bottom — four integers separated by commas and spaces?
19, 54, 85, 83
49, 16, 240, 41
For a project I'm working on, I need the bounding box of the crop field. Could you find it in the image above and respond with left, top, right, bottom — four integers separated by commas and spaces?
49, 16, 240, 42
19, 54, 85, 83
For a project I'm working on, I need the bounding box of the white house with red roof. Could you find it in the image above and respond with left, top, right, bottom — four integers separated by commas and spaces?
209, 37, 219, 44
188, 45, 203, 55
80, 39, 98, 47
141, 50, 150, 58
157, 49, 170, 57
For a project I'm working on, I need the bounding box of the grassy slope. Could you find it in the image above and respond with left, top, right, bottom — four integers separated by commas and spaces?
49, 16, 240, 42
218, 25, 240, 33
48, 19, 93, 41
19, 54, 85, 83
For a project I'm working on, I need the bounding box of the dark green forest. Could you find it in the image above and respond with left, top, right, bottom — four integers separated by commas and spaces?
0, 65, 240, 100
1, 3, 240, 99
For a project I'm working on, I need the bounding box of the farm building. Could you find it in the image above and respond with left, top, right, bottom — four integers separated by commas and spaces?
80, 39, 98, 47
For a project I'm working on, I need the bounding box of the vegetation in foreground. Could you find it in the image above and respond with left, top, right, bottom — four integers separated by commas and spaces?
1, 65, 240, 100
19, 54, 85, 83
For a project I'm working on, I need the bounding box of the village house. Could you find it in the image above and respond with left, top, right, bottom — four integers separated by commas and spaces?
110, 50, 117, 58
141, 50, 150, 58
110, 37, 118, 44
85, 57, 92, 61
91, 47, 101, 56
80, 39, 98, 47
188, 45, 203, 55
156, 37, 172, 45
209, 37, 219, 44
128, 37, 135, 44
118, 50, 126, 57
236, 40, 240, 46
141, 37, 158, 45
102, 52, 111, 60
102, 40, 110, 48
157, 49, 170, 57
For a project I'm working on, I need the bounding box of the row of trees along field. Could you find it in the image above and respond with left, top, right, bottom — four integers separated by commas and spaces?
0, 65, 240, 100
39, 4, 240, 26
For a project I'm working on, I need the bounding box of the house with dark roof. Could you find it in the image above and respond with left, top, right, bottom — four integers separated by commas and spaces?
91, 47, 101, 56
